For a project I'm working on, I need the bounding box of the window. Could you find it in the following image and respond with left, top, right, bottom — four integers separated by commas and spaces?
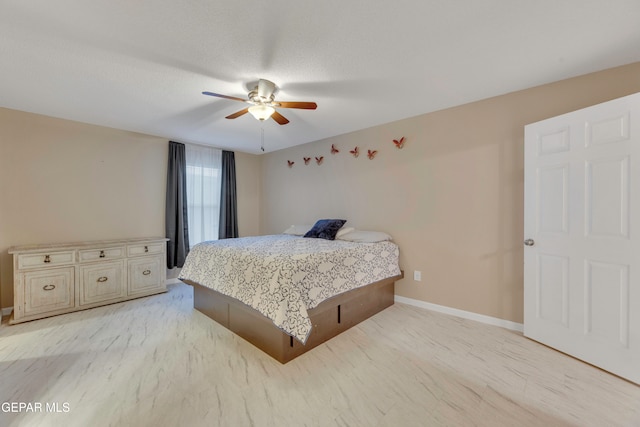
185, 144, 222, 247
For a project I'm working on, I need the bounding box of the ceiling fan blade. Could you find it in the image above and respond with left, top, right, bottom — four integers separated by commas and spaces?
271, 111, 290, 125
202, 91, 247, 103
225, 108, 249, 119
276, 101, 317, 110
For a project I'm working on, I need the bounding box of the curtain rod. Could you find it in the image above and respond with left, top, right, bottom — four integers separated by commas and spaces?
172, 140, 229, 152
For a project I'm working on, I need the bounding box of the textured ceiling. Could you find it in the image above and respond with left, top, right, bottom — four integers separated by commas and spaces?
1, 1, 639, 154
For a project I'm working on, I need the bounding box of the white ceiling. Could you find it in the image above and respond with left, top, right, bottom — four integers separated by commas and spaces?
1, 1, 639, 154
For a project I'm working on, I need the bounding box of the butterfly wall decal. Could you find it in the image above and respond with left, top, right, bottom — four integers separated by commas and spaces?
393, 136, 406, 149
315, 156, 324, 165
331, 144, 340, 154
350, 146, 359, 157
287, 160, 295, 168
303, 157, 311, 165
367, 149, 378, 160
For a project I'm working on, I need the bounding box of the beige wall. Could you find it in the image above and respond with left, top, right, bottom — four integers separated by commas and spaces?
235, 151, 262, 238
0, 109, 261, 309
261, 62, 640, 324
3, 62, 639, 320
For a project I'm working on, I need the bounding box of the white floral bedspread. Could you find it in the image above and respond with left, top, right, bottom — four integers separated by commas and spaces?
179, 234, 401, 343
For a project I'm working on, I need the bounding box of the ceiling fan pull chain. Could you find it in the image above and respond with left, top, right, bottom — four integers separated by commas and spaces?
261, 127, 265, 152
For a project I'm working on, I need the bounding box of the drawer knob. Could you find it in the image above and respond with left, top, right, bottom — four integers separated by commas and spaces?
144, 246, 149, 253
142, 270, 151, 276
97, 276, 108, 283
99, 250, 105, 258
43, 284, 56, 291
44, 255, 51, 263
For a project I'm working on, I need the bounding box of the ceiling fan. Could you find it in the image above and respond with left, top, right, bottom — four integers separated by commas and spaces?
202, 79, 317, 125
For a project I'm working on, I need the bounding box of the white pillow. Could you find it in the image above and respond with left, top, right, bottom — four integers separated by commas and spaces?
283, 225, 312, 236
335, 226, 355, 239
337, 230, 393, 243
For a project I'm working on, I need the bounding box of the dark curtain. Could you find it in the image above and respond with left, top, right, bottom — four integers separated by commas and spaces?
219, 150, 239, 239
166, 141, 190, 268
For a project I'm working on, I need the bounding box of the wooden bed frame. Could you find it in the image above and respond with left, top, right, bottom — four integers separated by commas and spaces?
182, 272, 403, 363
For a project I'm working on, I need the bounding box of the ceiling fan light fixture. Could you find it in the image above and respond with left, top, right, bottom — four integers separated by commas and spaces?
248, 104, 275, 121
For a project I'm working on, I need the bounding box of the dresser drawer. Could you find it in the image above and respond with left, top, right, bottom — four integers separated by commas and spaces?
18, 251, 75, 270
127, 242, 164, 257
79, 260, 125, 305
128, 256, 164, 295
78, 246, 125, 263
22, 267, 75, 316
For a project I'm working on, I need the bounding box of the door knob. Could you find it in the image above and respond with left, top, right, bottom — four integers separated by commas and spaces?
524, 239, 535, 246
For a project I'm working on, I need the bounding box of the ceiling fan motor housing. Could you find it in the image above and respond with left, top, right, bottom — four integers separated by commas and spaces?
249, 89, 275, 105
257, 79, 276, 99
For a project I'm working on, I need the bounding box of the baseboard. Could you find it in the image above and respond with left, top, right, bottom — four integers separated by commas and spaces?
2, 288, 523, 332
394, 295, 524, 333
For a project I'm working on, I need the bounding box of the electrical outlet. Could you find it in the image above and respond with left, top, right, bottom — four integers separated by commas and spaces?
413, 270, 422, 281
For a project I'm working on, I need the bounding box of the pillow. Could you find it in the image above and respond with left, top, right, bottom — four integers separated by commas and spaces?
337, 230, 393, 243
303, 219, 347, 240
283, 225, 313, 236
335, 226, 355, 239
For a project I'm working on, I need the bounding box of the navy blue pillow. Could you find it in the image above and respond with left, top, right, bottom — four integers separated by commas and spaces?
303, 219, 347, 240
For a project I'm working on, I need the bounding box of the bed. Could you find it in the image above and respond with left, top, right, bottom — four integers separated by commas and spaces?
179, 234, 402, 363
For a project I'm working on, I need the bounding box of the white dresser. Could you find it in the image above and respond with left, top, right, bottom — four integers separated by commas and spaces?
8, 237, 169, 324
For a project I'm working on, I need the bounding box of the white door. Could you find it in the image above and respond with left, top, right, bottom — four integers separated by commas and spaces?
524, 92, 640, 384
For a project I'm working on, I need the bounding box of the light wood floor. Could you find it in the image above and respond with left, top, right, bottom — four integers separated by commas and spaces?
0, 283, 638, 427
